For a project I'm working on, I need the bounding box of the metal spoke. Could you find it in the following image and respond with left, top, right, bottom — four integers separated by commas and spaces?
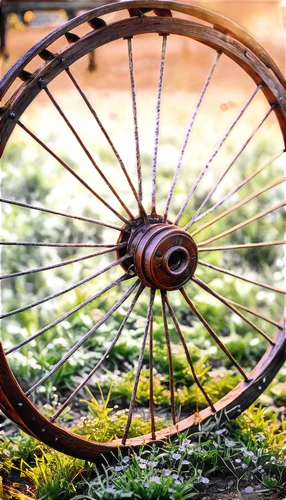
65, 68, 147, 218
6, 274, 129, 355
185, 105, 274, 230
198, 241, 286, 252
225, 299, 282, 329
197, 201, 286, 247
149, 314, 156, 440
0, 197, 127, 232
161, 291, 176, 424
165, 294, 215, 412
180, 288, 249, 382
122, 288, 155, 445
192, 176, 285, 237
163, 51, 222, 223
194, 150, 284, 224
198, 260, 286, 295
25, 279, 140, 396
0, 247, 118, 280
42, 84, 135, 220
1, 255, 129, 321
192, 276, 275, 345
127, 37, 142, 203
0, 241, 126, 248
17, 120, 130, 225
50, 283, 145, 422
151, 35, 167, 217
174, 84, 263, 225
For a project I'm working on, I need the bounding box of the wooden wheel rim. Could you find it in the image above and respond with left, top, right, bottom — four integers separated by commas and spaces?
0, 1, 285, 460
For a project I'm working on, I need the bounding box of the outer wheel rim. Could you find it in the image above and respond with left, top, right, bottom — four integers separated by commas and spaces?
0, 2, 284, 459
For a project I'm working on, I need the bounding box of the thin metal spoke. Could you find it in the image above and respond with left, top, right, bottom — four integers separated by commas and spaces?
42, 84, 135, 220
127, 37, 142, 203
122, 288, 155, 445
0, 241, 126, 248
198, 259, 286, 295
6, 273, 130, 355
17, 120, 130, 225
2, 255, 129, 322
174, 84, 263, 225
65, 68, 147, 218
151, 35, 167, 217
192, 276, 275, 345
197, 201, 286, 247
0, 197, 128, 232
149, 314, 156, 440
50, 283, 145, 422
0, 247, 118, 280
163, 51, 222, 223
25, 279, 140, 396
225, 299, 282, 329
185, 105, 274, 230
165, 294, 215, 412
180, 288, 249, 382
198, 241, 286, 252
194, 150, 284, 224
161, 290, 176, 425
192, 176, 285, 237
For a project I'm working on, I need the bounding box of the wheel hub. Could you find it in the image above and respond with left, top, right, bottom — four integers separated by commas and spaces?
118, 217, 198, 290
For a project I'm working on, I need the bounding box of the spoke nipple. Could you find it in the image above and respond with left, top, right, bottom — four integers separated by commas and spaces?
258, 385, 262, 390
38, 78, 45, 88
18, 402, 23, 407
9, 111, 16, 119
41, 428, 46, 433
55, 437, 59, 442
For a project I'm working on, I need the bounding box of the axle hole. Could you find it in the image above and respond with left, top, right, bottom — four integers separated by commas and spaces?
167, 248, 188, 274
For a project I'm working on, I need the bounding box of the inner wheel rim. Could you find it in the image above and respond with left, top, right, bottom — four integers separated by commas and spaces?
0, 0, 285, 461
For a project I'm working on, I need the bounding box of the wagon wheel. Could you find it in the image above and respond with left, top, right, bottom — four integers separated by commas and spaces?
0, 0, 285, 460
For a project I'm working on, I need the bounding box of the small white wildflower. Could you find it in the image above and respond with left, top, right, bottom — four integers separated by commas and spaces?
215, 428, 226, 435
235, 459, 242, 464
201, 477, 210, 484
244, 451, 255, 457
197, 469, 202, 474
182, 460, 190, 465
169, 496, 175, 500
150, 476, 161, 484
115, 466, 124, 471
225, 439, 236, 448
139, 463, 147, 469
123, 456, 130, 463
178, 445, 186, 452
182, 439, 191, 446
172, 473, 179, 479
241, 463, 248, 469
172, 453, 181, 460
149, 461, 158, 467
164, 469, 171, 477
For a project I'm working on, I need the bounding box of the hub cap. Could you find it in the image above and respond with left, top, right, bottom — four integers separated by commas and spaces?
118, 217, 198, 290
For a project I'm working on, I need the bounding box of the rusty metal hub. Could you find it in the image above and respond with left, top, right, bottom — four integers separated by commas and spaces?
117, 216, 198, 290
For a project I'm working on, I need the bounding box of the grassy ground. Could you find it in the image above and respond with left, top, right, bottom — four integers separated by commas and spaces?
1, 11, 286, 499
